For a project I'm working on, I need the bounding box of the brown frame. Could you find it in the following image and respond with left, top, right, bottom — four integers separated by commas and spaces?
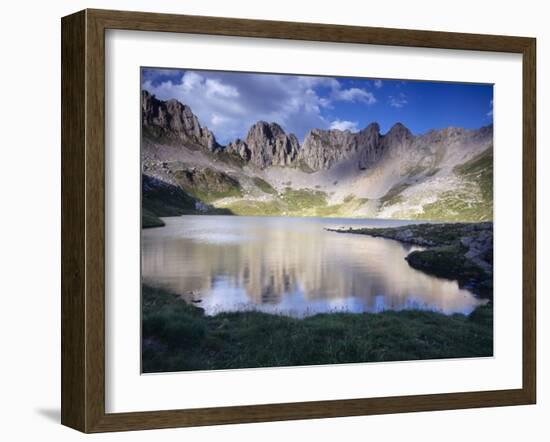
61, 8, 537, 433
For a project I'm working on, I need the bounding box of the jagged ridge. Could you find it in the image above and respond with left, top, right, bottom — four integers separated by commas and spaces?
141, 90, 494, 222
142, 90, 220, 152
142, 90, 438, 173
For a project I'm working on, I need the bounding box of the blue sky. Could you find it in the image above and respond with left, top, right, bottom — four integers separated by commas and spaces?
142, 67, 493, 145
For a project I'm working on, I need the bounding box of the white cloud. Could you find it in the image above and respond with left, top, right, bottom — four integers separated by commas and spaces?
487, 99, 493, 117
389, 93, 408, 108
142, 70, 376, 144
374, 79, 383, 88
211, 113, 232, 126
181, 71, 202, 91
331, 86, 376, 104
329, 120, 359, 132
204, 78, 239, 98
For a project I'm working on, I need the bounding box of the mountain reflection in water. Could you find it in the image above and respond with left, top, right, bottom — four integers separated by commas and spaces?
142, 215, 485, 317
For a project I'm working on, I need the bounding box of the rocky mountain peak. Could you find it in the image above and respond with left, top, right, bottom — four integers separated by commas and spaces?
299, 122, 386, 171
226, 121, 300, 169
379, 122, 414, 155
141, 90, 219, 152
362, 122, 381, 134
385, 122, 413, 141
299, 129, 355, 171
247, 121, 285, 140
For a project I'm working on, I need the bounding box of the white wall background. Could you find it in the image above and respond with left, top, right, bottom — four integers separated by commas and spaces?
0, 0, 547, 440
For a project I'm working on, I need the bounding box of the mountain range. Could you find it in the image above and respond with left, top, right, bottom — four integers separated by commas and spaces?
141, 90, 493, 224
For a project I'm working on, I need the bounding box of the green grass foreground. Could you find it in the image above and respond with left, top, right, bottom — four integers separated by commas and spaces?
142, 285, 493, 373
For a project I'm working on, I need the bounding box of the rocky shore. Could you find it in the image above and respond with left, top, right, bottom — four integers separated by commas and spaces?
328, 222, 493, 298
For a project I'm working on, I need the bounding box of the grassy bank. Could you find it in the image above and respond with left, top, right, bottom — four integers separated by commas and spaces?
142, 285, 493, 373
221, 189, 369, 218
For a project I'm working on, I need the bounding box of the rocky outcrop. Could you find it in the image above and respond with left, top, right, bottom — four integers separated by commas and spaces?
298, 122, 413, 171
355, 123, 384, 169
142, 90, 220, 152
226, 139, 251, 162
380, 122, 413, 152
299, 129, 355, 171
460, 228, 493, 273
328, 222, 493, 298
227, 121, 300, 169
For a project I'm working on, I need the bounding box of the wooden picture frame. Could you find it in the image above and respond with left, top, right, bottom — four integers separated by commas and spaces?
61, 8, 536, 433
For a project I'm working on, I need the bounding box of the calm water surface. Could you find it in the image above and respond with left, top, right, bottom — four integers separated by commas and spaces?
142, 216, 485, 317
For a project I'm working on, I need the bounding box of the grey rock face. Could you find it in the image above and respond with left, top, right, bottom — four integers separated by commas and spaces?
226, 139, 250, 161
299, 122, 389, 171
227, 121, 300, 169
356, 123, 384, 169
142, 90, 219, 152
417, 124, 492, 148
461, 227, 493, 273
381, 123, 413, 151
299, 129, 357, 171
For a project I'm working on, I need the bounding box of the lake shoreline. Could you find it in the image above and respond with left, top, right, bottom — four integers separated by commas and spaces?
142, 212, 432, 226
142, 284, 493, 373
327, 222, 493, 299
143, 215, 486, 317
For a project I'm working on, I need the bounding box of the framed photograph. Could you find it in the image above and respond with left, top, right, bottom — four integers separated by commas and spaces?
61, 9, 536, 433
